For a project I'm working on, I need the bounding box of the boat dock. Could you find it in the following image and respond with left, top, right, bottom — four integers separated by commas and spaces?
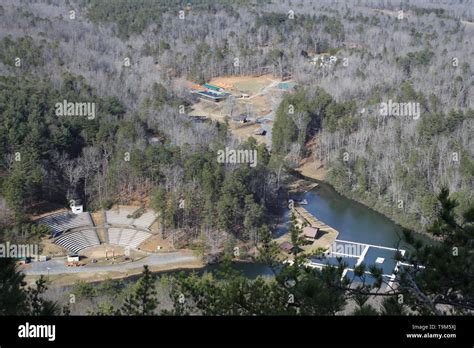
293, 206, 339, 249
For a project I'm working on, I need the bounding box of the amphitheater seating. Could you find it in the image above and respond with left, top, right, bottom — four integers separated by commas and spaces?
107, 228, 152, 249
39, 208, 156, 253
131, 210, 157, 229
105, 208, 135, 226
119, 228, 136, 246
108, 227, 122, 245
105, 208, 157, 230
128, 230, 152, 248
36, 212, 94, 237
54, 229, 100, 254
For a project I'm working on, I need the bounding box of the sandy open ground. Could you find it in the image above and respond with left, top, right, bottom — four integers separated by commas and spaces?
296, 156, 326, 181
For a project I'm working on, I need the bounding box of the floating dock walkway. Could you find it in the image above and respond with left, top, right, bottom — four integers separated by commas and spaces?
293, 205, 339, 249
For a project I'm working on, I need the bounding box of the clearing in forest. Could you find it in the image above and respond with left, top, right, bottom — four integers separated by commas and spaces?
209, 75, 276, 96
189, 75, 284, 147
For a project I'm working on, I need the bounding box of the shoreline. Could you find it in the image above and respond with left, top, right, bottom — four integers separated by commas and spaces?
286, 170, 438, 242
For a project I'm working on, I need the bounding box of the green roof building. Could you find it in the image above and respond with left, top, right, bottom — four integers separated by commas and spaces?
203, 83, 221, 91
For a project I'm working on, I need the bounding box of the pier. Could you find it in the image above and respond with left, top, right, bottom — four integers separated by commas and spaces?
293, 205, 339, 250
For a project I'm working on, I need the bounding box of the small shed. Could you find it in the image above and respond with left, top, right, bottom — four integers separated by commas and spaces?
232, 114, 248, 123
188, 115, 208, 122
302, 226, 319, 240
254, 127, 266, 135
280, 241, 294, 254
70, 199, 83, 214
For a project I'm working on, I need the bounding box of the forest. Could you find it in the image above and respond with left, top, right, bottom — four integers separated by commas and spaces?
1, 0, 471, 236
0, 73, 277, 249
0, 0, 472, 319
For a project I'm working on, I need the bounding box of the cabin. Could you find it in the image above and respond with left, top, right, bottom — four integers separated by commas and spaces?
254, 127, 266, 136
308, 53, 332, 65
188, 115, 208, 122
193, 90, 227, 102
70, 199, 83, 214
232, 114, 248, 123
280, 241, 295, 254
302, 226, 319, 241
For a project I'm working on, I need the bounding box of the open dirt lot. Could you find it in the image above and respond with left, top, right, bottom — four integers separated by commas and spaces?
231, 122, 267, 145
189, 75, 280, 118
189, 75, 283, 147
295, 136, 327, 180
296, 156, 327, 181
139, 233, 173, 252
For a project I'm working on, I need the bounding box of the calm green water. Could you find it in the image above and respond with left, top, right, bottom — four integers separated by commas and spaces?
283, 183, 410, 247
